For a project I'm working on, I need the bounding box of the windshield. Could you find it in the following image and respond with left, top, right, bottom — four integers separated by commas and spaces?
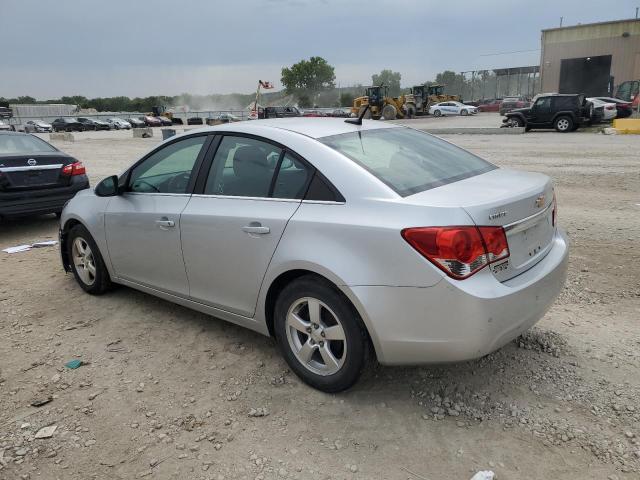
0, 134, 58, 154
320, 127, 496, 196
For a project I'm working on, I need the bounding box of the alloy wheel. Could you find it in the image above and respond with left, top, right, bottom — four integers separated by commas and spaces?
557, 118, 570, 131
285, 297, 347, 376
72, 237, 96, 286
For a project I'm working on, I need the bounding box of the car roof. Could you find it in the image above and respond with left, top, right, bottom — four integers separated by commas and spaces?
187, 117, 400, 139
0, 130, 31, 136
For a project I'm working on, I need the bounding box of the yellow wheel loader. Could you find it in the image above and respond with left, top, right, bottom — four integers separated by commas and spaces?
406, 84, 460, 116
351, 85, 411, 120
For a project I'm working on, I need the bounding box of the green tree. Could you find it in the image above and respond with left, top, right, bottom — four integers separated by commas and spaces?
434, 70, 466, 96
281, 56, 336, 103
297, 94, 312, 109
371, 69, 402, 97
339, 92, 355, 107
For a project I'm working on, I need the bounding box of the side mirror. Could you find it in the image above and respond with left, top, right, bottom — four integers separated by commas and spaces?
95, 175, 121, 197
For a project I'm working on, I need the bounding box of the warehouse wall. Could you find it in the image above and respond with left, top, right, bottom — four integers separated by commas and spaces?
540, 19, 640, 94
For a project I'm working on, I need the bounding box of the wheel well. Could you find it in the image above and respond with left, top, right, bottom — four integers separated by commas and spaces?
60, 218, 83, 271
264, 270, 373, 353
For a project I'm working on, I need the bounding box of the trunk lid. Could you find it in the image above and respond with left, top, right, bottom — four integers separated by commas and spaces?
405, 168, 555, 281
0, 153, 74, 191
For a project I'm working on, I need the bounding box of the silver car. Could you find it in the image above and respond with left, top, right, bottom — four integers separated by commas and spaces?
59, 118, 569, 392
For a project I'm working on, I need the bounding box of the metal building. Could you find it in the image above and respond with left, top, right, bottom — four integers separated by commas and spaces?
540, 18, 640, 96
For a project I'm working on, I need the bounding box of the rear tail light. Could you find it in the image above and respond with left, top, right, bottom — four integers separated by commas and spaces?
61, 161, 86, 176
401, 226, 509, 279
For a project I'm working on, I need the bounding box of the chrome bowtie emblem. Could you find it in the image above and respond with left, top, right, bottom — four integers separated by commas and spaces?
535, 195, 545, 208
27, 158, 37, 166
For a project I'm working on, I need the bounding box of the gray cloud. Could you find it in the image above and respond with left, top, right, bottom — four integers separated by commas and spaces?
0, 0, 637, 97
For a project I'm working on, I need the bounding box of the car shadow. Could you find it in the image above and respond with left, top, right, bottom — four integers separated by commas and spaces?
0, 214, 60, 241
80, 280, 575, 415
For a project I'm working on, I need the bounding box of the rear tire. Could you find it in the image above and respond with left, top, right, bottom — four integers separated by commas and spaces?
67, 224, 112, 295
274, 275, 367, 392
554, 115, 573, 133
433, 109, 442, 117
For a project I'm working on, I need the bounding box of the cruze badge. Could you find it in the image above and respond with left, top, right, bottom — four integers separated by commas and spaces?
535, 195, 545, 208
27, 158, 37, 166
488, 211, 507, 220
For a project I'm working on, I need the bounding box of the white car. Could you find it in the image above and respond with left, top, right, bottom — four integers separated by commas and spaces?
105, 118, 132, 130
587, 98, 617, 121
429, 101, 478, 117
0, 120, 11, 131
59, 118, 568, 392
23, 120, 53, 133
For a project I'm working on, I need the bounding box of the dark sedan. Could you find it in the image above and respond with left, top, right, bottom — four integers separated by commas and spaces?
0, 132, 89, 219
77, 118, 110, 131
52, 118, 85, 132
127, 118, 146, 128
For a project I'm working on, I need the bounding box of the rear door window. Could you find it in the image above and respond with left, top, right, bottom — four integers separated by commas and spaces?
272, 152, 313, 199
204, 136, 282, 198
320, 127, 495, 197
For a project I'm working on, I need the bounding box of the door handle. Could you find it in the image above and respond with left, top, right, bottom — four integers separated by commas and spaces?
242, 224, 270, 235
156, 219, 175, 228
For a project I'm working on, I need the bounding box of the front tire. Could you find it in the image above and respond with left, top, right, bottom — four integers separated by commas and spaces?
67, 224, 112, 295
274, 276, 367, 392
554, 115, 573, 132
382, 104, 397, 120
508, 116, 523, 127
460, 109, 468, 116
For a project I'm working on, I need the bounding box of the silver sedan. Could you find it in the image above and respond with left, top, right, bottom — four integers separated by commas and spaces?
59, 118, 569, 392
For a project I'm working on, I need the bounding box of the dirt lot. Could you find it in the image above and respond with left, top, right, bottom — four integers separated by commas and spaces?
1, 126, 639, 480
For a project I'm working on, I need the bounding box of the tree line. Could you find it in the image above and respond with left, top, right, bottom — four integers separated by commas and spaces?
1, 57, 519, 112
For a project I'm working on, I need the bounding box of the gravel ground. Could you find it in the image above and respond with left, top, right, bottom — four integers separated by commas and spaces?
0, 127, 639, 480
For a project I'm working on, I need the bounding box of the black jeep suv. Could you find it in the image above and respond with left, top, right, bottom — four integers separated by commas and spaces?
503, 94, 593, 132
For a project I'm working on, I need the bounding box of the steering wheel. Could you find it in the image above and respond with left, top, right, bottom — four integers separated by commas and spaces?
167, 172, 191, 193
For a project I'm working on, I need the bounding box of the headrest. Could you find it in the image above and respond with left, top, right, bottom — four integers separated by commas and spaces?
233, 145, 269, 179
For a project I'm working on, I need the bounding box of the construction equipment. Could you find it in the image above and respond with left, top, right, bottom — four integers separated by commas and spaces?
151, 105, 174, 122
405, 84, 460, 116
351, 85, 412, 120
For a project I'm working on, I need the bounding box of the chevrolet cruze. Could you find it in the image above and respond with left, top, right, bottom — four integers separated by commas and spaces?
59, 118, 568, 392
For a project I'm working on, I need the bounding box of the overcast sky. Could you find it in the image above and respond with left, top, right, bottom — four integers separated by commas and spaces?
1, 0, 638, 99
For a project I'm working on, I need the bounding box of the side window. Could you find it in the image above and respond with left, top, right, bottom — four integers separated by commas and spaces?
534, 97, 552, 112
129, 135, 206, 194
553, 96, 575, 110
272, 152, 313, 199
616, 82, 631, 101
204, 136, 282, 198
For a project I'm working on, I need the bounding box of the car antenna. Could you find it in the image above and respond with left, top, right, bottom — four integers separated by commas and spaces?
345, 103, 369, 126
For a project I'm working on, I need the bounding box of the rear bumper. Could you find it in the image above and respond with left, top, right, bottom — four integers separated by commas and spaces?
351, 228, 569, 365
0, 176, 89, 218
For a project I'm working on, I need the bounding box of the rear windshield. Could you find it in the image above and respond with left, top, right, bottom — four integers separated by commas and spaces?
0, 134, 58, 154
319, 127, 496, 196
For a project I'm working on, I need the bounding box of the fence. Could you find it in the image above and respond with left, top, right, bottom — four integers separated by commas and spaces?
6, 110, 251, 127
